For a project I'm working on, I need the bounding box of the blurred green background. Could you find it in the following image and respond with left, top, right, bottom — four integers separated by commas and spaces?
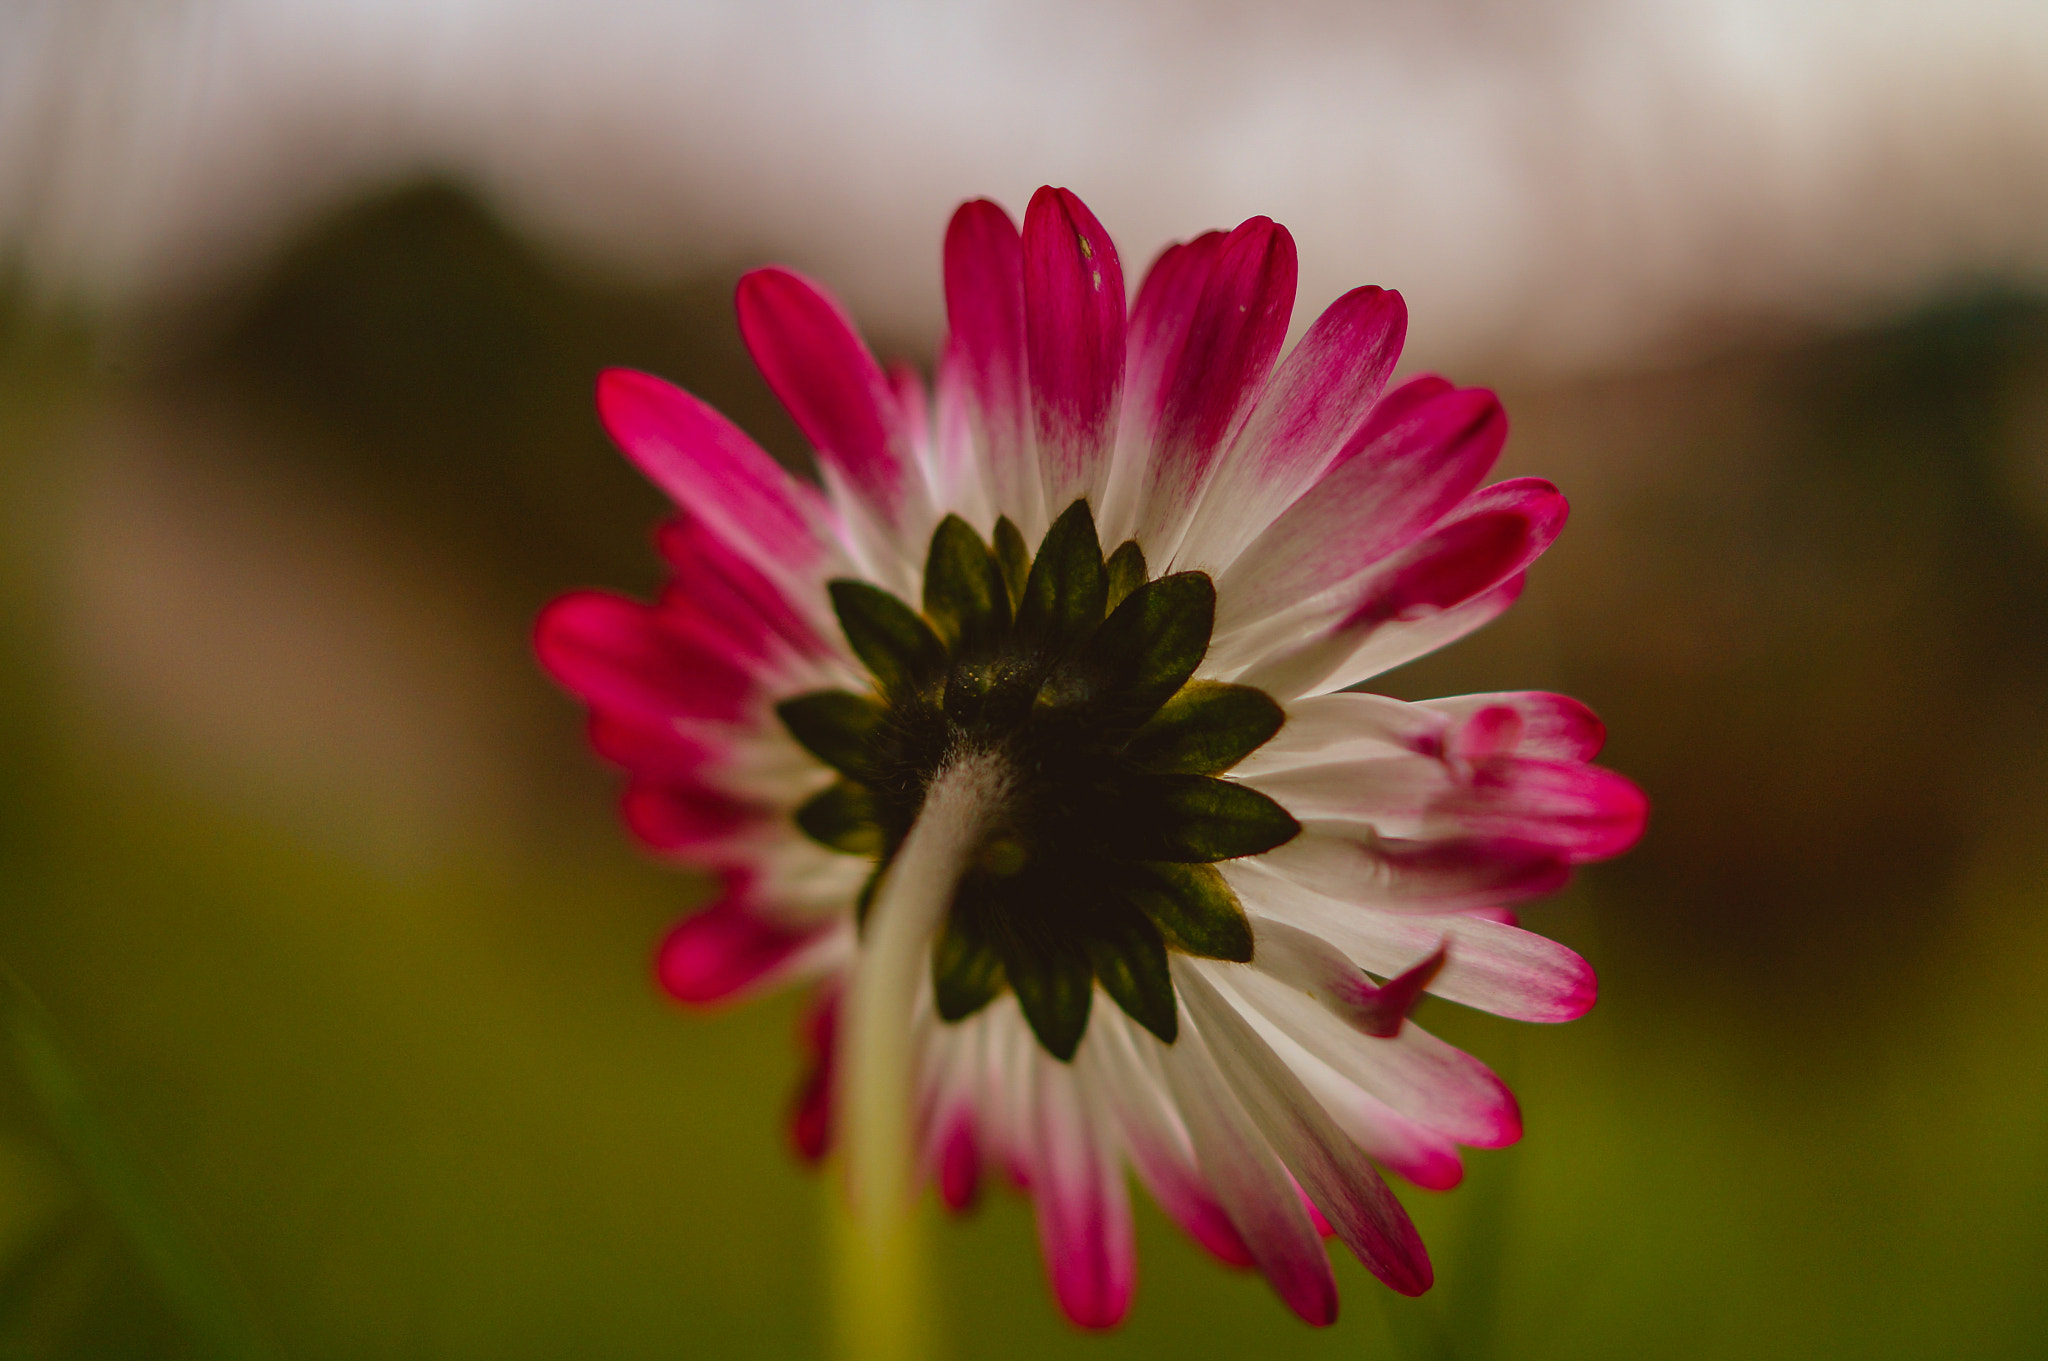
2, 177, 2047, 1360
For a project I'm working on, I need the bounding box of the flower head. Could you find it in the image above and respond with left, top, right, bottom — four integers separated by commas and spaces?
537, 187, 1645, 1327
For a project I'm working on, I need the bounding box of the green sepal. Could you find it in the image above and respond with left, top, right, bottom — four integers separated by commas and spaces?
995, 919, 1095, 1062
932, 899, 1008, 1022
794, 780, 884, 856
1127, 774, 1300, 862
993, 516, 1031, 612
1123, 862, 1254, 961
1123, 681, 1284, 775
776, 690, 888, 779
1084, 905, 1177, 1043
1105, 540, 1148, 612
923, 515, 1011, 657
1014, 499, 1107, 662
1063, 572, 1215, 731
829, 579, 947, 697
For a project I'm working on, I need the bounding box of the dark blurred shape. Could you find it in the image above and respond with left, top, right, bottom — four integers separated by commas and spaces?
1525, 297, 2048, 1022
200, 180, 812, 601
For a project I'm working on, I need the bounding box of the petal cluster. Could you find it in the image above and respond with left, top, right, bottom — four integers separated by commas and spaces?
536, 187, 1644, 1328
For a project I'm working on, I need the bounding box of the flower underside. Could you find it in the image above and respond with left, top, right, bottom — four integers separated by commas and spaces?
777, 499, 1301, 1061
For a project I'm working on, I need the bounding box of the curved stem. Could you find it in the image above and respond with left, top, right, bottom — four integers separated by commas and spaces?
842, 748, 1008, 1225
833, 750, 1008, 1361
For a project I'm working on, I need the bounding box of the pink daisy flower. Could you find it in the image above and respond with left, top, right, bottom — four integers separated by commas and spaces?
536, 187, 1645, 1329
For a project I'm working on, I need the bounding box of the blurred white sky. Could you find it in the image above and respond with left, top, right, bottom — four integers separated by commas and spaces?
6, 0, 2048, 373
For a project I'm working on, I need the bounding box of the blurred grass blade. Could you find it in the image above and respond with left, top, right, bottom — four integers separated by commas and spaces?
1, 971, 275, 1360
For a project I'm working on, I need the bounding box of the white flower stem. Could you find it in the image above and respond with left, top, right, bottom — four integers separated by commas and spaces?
834, 749, 1008, 1361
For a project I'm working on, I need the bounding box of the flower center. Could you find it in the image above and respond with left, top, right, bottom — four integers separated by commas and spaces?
778, 500, 1300, 1061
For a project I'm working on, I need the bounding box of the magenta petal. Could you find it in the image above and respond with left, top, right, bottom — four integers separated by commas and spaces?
1156, 1174, 1255, 1268
1122, 233, 1224, 449
1452, 474, 1571, 532
1089, 1022, 1257, 1269
1440, 926, 1596, 1022
1255, 823, 1572, 913
1395, 1032, 1523, 1150
1331, 476, 1573, 638
1294, 1180, 1337, 1238
1331, 946, 1448, 1039
1024, 186, 1126, 509
1219, 385, 1505, 628
736, 266, 914, 528
1312, 1079, 1466, 1191
620, 779, 754, 851
1116, 233, 1223, 528
1136, 217, 1298, 548
1114, 1111, 1254, 1267
1341, 510, 1537, 630
888, 361, 929, 457
1179, 967, 1433, 1298
1249, 288, 1410, 484
1329, 382, 1507, 527
1449, 704, 1527, 763
1375, 1136, 1464, 1193
1046, 1218, 1134, 1331
655, 516, 828, 661
1031, 1067, 1135, 1331
1222, 959, 1522, 1152
1405, 477, 1570, 598
939, 1114, 983, 1212
1328, 573, 1530, 695
534, 591, 754, 724
586, 711, 717, 780
788, 987, 838, 1162
1423, 691, 1607, 762
656, 886, 820, 1006
1374, 835, 1574, 910
1178, 287, 1408, 566
1444, 760, 1650, 863
945, 199, 1035, 508
596, 368, 826, 585
1239, 569, 1530, 700
1384, 915, 1596, 1024
1159, 1021, 1339, 1325
1236, 861, 1596, 1023
1128, 234, 1226, 384
1353, 373, 1454, 443
1170, 218, 1299, 456
790, 1064, 832, 1163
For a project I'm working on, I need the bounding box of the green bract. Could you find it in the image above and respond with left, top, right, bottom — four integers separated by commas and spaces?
777, 500, 1297, 1061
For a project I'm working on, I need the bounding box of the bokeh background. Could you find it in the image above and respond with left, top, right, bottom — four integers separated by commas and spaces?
4, 1, 2048, 1357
